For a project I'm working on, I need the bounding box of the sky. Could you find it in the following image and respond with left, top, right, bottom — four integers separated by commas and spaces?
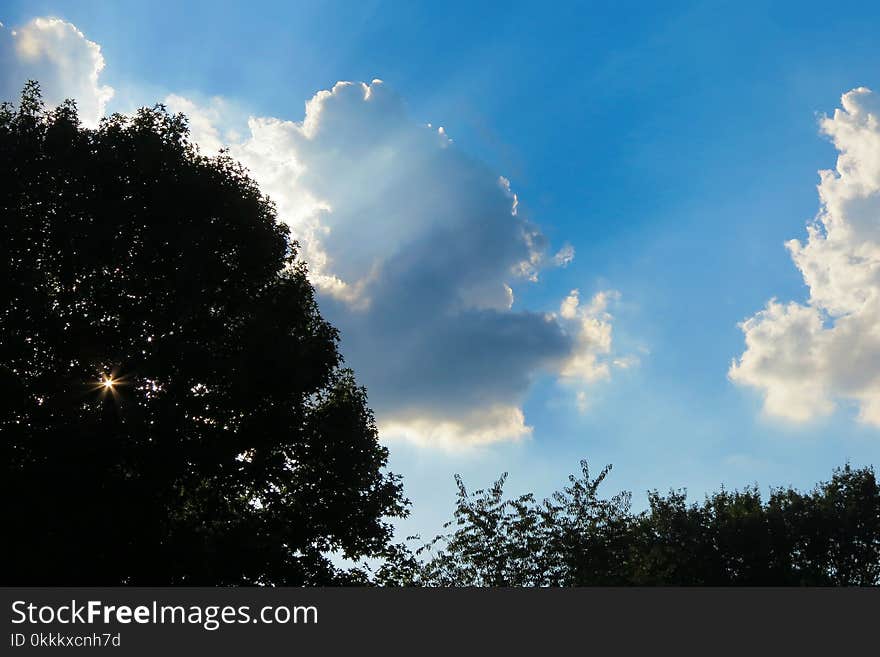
4, 0, 880, 542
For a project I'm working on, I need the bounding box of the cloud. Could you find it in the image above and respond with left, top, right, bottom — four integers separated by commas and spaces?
557, 289, 630, 384
553, 243, 575, 267
4, 15, 636, 447
730, 87, 880, 426
379, 405, 532, 450
179, 80, 634, 446
0, 17, 113, 127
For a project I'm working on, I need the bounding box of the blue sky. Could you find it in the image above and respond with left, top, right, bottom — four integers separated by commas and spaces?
4, 0, 880, 542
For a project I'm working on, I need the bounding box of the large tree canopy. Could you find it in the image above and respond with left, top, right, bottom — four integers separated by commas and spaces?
0, 83, 407, 585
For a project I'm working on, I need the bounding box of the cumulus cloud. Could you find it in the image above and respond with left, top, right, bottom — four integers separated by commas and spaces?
730, 87, 880, 426
558, 289, 616, 382
5, 15, 636, 447
175, 80, 634, 446
0, 17, 113, 127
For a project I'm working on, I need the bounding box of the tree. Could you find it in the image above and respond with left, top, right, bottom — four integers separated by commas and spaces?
630, 465, 880, 585
0, 83, 407, 585
385, 462, 880, 586
380, 462, 634, 586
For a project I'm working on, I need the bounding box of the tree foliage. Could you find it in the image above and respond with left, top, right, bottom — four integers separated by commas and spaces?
0, 83, 407, 585
380, 462, 880, 586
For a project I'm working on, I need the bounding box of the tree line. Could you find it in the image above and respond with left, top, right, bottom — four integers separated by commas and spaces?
377, 462, 880, 586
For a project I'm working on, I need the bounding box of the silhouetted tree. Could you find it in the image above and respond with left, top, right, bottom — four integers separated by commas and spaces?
382, 463, 880, 586
630, 464, 880, 585
378, 462, 634, 586
0, 83, 407, 585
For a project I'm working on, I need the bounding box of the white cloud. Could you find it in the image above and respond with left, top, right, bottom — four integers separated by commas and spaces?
553, 243, 575, 267
0, 17, 113, 127
731, 87, 880, 426
378, 405, 532, 450
557, 289, 635, 386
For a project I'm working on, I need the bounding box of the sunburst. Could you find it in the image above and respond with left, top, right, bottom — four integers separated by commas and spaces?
92, 370, 128, 398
